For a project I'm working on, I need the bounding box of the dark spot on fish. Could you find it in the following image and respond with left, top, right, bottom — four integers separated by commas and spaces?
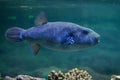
69, 32, 74, 37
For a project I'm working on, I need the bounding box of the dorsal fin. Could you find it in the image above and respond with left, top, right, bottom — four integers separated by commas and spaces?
34, 12, 47, 26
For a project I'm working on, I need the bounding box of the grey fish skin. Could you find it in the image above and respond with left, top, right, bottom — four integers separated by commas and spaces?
5, 12, 100, 55
22, 22, 100, 51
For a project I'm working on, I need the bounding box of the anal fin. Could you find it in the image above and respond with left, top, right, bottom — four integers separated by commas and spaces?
30, 43, 41, 55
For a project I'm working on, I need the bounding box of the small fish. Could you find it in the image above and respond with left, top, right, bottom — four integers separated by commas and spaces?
5, 12, 100, 55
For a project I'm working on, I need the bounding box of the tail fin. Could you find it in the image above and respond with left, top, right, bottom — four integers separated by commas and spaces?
5, 27, 25, 42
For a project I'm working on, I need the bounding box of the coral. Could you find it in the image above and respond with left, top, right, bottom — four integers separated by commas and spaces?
48, 68, 92, 80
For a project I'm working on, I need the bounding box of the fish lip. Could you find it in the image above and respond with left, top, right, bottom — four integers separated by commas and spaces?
88, 37, 100, 46
98, 39, 100, 43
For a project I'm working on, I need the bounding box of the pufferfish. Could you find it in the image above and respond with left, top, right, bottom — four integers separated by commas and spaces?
5, 12, 100, 55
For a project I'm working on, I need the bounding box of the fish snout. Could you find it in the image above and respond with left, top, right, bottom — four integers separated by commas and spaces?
88, 32, 100, 45
94, 36, 100, 44
93, 32, 100, 44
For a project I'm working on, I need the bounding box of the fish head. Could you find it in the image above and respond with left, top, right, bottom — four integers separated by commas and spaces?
72, 27, 100, 48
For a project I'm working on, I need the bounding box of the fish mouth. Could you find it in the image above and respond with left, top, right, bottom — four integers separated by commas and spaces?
89, 32, 100, 45
88, 36, 100, 46
94, 37, 100, 44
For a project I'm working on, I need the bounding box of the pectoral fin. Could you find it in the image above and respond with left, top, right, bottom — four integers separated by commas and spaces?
34, 12, 47, 26
30, 43, 41, 55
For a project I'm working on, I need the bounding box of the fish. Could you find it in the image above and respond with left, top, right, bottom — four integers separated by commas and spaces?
5, 12, 100, 55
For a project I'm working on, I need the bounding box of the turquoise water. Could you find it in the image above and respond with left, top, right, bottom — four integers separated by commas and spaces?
0, 0, 120, 80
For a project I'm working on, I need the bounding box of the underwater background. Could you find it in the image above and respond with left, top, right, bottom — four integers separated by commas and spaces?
0, 0, 120, 80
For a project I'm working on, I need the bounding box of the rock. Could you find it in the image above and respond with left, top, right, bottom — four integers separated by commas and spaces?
0, 73, 3, 80
4, 76, 14, 80
111, 75, 120, 80
4, 75, 45, 80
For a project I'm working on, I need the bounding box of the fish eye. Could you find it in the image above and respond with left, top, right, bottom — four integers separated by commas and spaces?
82, 30, 89, 35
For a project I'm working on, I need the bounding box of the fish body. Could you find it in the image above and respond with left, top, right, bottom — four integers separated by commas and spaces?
5, 12, 100, 55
